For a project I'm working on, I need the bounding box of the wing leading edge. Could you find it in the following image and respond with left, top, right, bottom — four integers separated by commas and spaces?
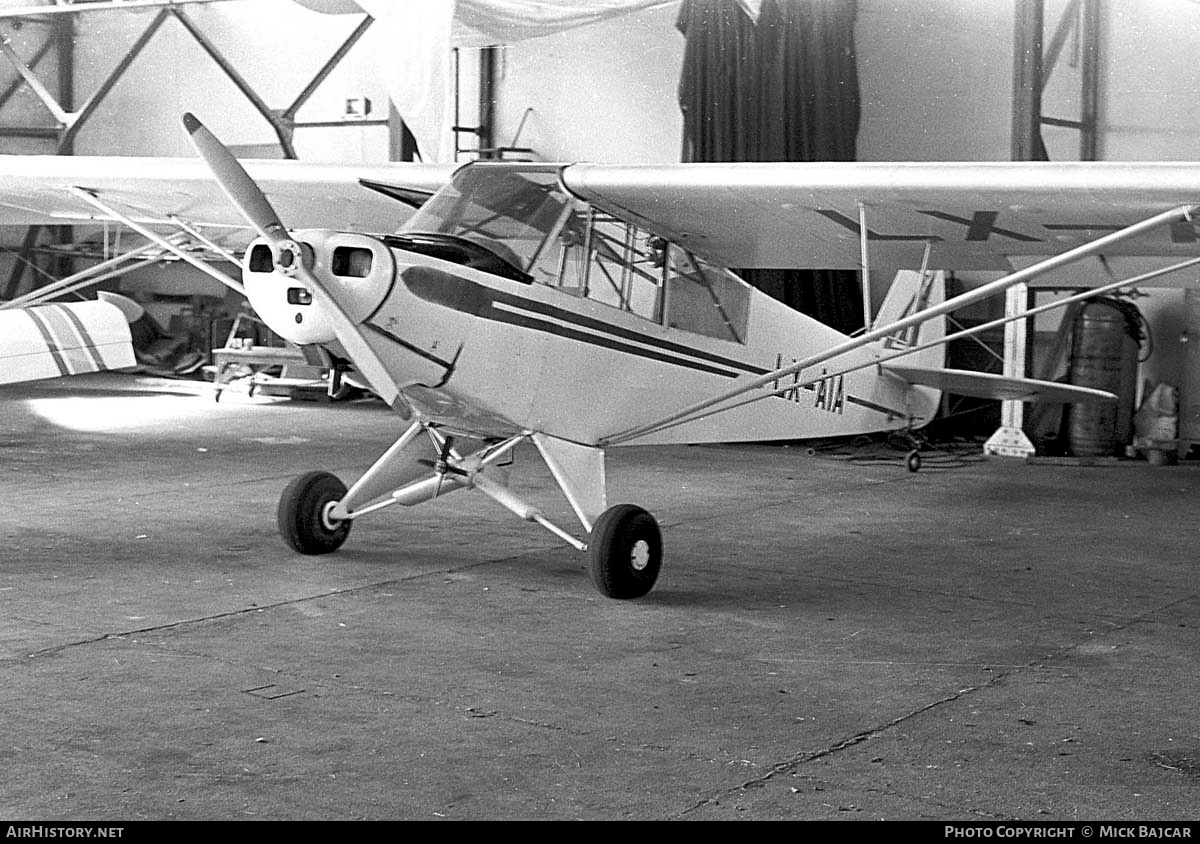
0, 300, 135, 386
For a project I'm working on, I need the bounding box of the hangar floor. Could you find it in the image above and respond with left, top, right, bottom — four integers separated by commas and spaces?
1, 373, 1198, 821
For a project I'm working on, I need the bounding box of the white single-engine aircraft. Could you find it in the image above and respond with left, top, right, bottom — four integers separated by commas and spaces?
8, 114, 1200, 598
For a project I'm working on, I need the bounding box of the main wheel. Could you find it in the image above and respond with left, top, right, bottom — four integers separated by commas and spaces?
588, 504, 662, 599
277, 470, 352, 555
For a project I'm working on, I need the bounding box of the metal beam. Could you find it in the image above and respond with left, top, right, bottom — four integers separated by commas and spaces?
168, 6, 297, 159
0, 125, 58, 138
477, 45, 497, 158
1011, 0, 1046, 162
0, 33, 53, 111
0, 1, 236, 19
1078, 0, 1101, 161
59, 8, 170, 151
1011, 0, 1101, 163
3, 225, 43, 300
282, 14, 374, 123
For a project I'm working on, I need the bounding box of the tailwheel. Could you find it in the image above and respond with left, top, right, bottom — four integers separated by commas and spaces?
278, 470, 352, 555
905, 449, 922, 473
588, 504, 662, 599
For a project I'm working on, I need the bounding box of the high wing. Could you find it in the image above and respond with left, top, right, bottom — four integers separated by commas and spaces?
561, 161, 1200, 271
8, 157, 1200, 269
0, 155, 455, 237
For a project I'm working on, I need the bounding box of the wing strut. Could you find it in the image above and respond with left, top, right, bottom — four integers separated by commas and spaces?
857, 201, 872, 332
68, 187, 245, 295
0, 233, 186, 310
614, 253, 1200, 437
830, 255, 1200, 402
599, 203, 1200, 448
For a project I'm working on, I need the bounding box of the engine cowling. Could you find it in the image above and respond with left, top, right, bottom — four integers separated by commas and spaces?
241, 229, 396, 346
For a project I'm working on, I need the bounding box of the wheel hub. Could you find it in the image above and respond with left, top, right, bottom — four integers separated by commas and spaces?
630, 539, 651, 571
320, 500, 343, 532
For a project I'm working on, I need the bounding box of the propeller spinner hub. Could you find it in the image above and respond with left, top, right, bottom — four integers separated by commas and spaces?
273, 239, 304, 277
242, 229, 396, 347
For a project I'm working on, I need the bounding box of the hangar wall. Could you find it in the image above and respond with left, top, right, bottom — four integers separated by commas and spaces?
67, 0, 394, 160
48, 1, 1200, 166
485, 2, 684, 164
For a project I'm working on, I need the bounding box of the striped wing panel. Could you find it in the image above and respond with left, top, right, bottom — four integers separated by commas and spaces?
0, 300, 135, 386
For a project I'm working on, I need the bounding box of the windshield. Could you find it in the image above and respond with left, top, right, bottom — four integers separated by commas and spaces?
401, 163, 571, 274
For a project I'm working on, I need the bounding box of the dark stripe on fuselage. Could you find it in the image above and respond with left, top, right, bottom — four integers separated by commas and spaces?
400, 264, 763, 379
363, 322, 458, 372
492, 303, 741, 378
847, 394, 904, 419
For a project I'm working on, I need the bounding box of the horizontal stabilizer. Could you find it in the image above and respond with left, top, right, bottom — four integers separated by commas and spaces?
0, 300, 135, 386
883, 364, 1116, 404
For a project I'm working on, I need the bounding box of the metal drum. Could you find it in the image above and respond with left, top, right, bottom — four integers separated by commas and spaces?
1065, 298, 1141, 457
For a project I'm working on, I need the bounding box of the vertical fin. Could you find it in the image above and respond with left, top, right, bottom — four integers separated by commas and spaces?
873, 269, 947, 370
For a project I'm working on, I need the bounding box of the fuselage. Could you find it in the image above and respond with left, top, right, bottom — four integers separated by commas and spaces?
241, 163, 942, 446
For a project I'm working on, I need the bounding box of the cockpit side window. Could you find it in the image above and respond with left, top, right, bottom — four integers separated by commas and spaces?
402, 164, 748, 344
538, 208, 664, 322
662, 245, 749, 344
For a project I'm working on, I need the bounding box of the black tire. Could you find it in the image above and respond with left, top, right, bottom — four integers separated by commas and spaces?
588, 504, 662, 599
277, 470, 351, 555
905, 449, 922, 473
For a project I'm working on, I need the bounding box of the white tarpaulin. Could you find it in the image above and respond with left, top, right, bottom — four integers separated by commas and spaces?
452, 0, 679, 45
297, 0, 678, 161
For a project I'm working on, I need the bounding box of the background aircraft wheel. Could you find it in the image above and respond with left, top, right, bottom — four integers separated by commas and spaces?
588, 504, 662, 599
905, 449, 922, 473
278, 470, 352, 555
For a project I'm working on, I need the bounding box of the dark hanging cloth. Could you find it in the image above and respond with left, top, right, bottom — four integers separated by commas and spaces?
677, 0, 864, 334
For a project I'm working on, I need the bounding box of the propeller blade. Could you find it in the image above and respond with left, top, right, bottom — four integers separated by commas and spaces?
182, 112, 403, 409
181, 113, 287, 242
291, 266, 402, 408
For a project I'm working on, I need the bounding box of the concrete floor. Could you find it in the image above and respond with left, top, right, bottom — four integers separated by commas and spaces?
1, 372, 1199, 821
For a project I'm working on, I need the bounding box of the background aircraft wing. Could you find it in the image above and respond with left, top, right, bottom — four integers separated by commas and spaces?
0, 299, 135, 386
561, 161, 1200, 271
0, 155, 454, 234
